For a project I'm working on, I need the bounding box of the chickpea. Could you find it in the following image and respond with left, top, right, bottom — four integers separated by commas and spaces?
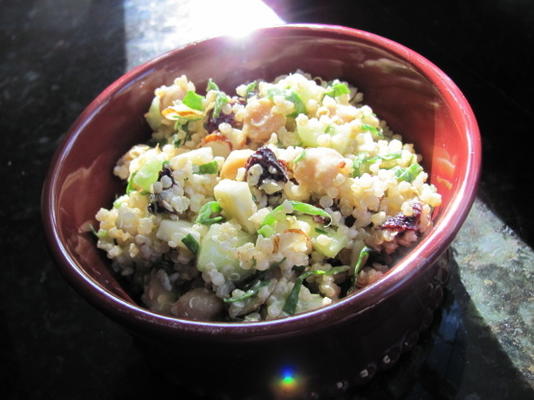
293, 147, 346, 194
170, 288, 223, 321
243, 98, 286, 145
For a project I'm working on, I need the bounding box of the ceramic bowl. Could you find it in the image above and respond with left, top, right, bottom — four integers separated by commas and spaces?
42, 24, 480, 397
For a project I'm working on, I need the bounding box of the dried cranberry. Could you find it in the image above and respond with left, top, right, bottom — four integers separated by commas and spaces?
245, 147, 288, 185
381, 203, 422, 232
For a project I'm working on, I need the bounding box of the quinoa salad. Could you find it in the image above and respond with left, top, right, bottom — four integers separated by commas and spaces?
93, 72, 442, 322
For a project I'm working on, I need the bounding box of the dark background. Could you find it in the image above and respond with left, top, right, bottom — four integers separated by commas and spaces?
1, 0, 533, 399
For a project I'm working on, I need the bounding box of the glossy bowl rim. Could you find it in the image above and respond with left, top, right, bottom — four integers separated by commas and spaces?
42, 23, 481, 339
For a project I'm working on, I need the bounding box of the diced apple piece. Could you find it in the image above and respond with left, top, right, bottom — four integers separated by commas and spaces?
213, 179, 257, 234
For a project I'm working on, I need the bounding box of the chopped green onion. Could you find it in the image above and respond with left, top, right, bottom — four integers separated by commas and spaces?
324, 82, 350, 98
395, 163, 423, 182
258, 201, 331, 237
364, 152, 402, 164
315, 227, 328, 235
212, 92, 229, 119
89, 224, 107, 239
293, 150, 306, 164
283, 266, 350, 315
206, 78, 220, 91
244, 81, 258, 97
194, 160, 219, 175
352, 153, 401, 177
181, 234, 199, 255
182, 91, 205, 111
196, 201, 224, 225
325, 125, 336, 134
352, 154, 367, 178
361, 124, 384, 139
267, 88, 307, 118
223, 279, 270, 303
352, 246, 371, 283
285, 91, 307, 118
290, 201, 331, 221
126, 171, 137, 194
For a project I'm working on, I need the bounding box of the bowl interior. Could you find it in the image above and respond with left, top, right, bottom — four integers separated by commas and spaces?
45, 26, 477, 323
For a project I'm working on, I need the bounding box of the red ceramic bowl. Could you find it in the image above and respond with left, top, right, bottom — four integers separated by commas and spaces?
42, 24, 480, 396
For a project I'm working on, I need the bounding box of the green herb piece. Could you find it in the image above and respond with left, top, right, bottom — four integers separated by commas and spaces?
173, 135, 182, 148
126, 171, 137, 194
194, 160, 219, 175
325, 125, 336, 134
181, 233, 199, 255
352, 246, 372, 283
361, 123, 384, 139
258, 225, 276, 237
324, 82, 350, 98
206, 78, 220, 91
285, 91, 306, 118
290, 201, 331, 221
267, 88, 307, 117
395, 163, 423, 182
89, 224, 98, 236
315, 227, 328, 235
196, 201, 224, 225
351, 154, 367, 178
293, 150, 306, 164
113, 198, 123, 209
182, 91, 205, 111
283, 266, 350, 315
212, 92, 229, 119
244, 81, 258, 97
258, 201, 332, 237
364, 152, 402, 165
351, 153, 401, 177
89, 224, 107, 239
223, 279, 270, 303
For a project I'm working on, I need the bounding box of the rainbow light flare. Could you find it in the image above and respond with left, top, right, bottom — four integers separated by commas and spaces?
278, 367, 298, 392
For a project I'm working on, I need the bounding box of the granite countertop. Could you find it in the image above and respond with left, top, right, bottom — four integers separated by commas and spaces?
2, 0, 533, 399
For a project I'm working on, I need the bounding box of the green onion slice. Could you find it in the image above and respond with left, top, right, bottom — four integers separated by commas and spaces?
194, 160, 219, 175
224, 279, 270, 303
181, 234, 199, 255
244, 81, 258, 97
196, 201, 224, 225
258, 201, 331, 237
395, 163, 423, 182
182, 91, 205, 111
324, 82, 350, 98
352, 246, 372, 283
361, 124, 384, 139
283, 266, 350, 315
267, 88, 307, 118
206, 78, 220, 91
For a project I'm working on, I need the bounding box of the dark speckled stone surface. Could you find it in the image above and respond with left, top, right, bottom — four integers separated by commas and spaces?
2, 0, 533, 398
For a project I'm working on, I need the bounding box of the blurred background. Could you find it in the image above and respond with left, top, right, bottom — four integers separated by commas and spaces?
1, 0, 533, 398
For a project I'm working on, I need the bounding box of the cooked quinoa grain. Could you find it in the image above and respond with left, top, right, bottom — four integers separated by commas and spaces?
94, 72, 441, 321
